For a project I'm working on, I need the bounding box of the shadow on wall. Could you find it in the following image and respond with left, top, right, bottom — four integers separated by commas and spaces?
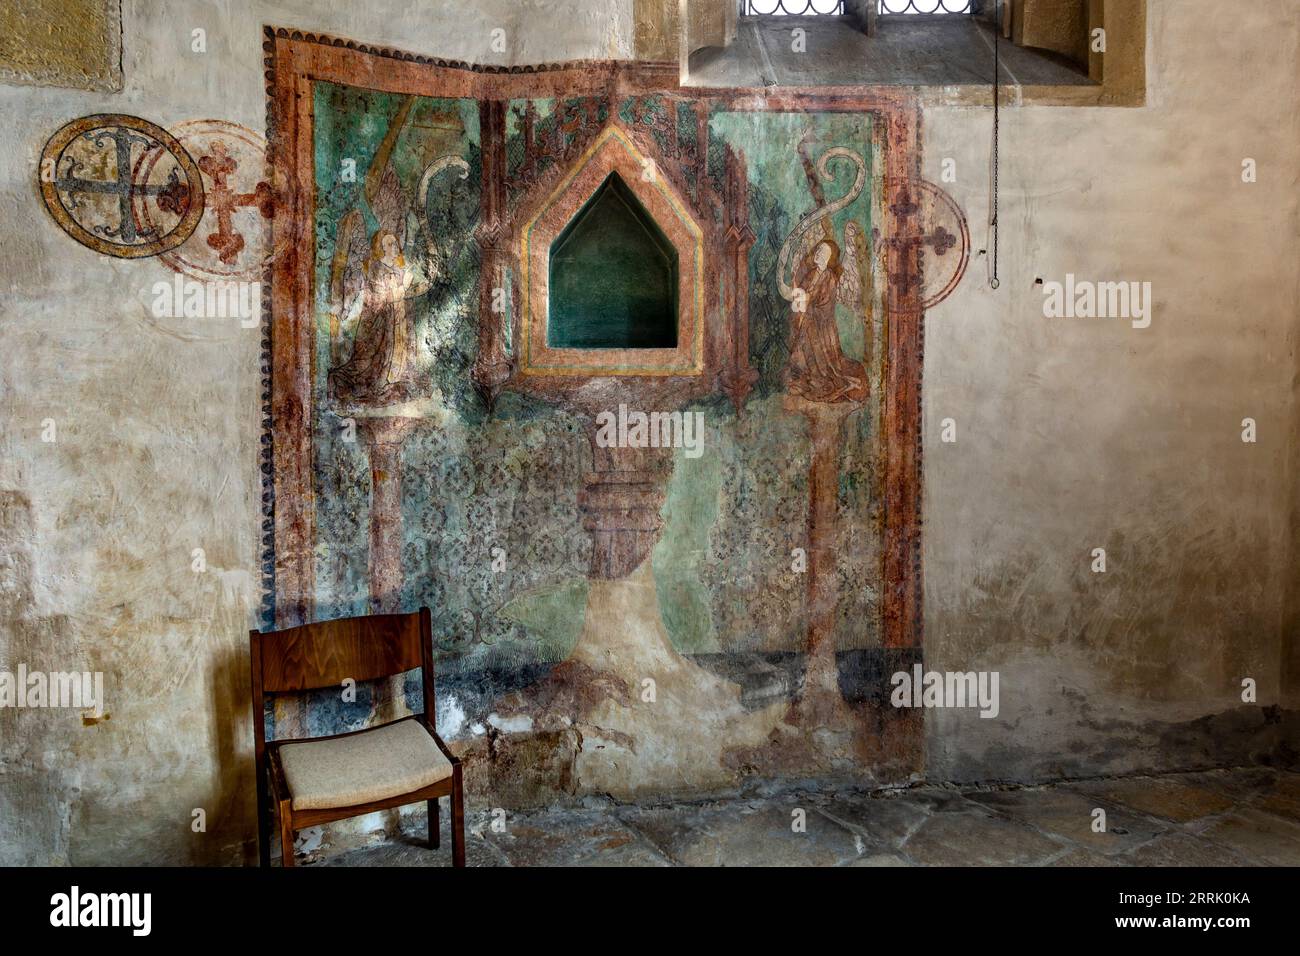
208, 640, 257, 865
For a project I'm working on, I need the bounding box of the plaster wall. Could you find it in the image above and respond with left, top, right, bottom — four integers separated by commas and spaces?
921, 0, 1300, 779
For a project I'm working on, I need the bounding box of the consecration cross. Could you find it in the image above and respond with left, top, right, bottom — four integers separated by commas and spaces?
876, 189, 957, 297
198, 141, 274, 264
55, 127, 190, 244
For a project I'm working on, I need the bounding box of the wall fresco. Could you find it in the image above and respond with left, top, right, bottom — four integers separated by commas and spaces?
268, 34, 926, 799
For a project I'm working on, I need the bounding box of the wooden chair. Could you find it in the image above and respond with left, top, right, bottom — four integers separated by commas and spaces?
249, 607, 465, 867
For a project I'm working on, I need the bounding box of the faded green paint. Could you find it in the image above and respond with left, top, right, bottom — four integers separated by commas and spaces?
653, 428, 724, 654
305, 83, 887, 758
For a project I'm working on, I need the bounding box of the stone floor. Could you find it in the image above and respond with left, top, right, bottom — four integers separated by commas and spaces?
309, 767, 1300, 867
686, 15, 1094, 88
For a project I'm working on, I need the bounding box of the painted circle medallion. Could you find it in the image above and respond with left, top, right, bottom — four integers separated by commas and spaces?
38, 114, 205, 259
876, 178, 971, 313
912, 179, 971, 309
141, 119, 280, 282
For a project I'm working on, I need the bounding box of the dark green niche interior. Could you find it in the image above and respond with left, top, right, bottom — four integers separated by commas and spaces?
547, 172, 679, 350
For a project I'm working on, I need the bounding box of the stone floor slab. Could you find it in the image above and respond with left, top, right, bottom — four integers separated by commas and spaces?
1197, 808, 1300, 866
1126, 832, 1249, 867
902, 809, 1067, 866
617, 799, 865, 867
1044, 847, 1127, 867
480, 808, 670, 867
814, 792, 931, 849
848, 852, 913, 866
966, 787, 1166, 855
318, 831, 506, 867
1247, 772, 1300, 823
312, 768, 1297, 867
1076, 775, 1237, 824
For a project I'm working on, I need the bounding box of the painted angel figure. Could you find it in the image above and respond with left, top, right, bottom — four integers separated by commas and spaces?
786, 222, 870, 404
326, 126, 469, 408
329, 223, 418, 406
778, 147, 873, 405
327, 162, 427, 407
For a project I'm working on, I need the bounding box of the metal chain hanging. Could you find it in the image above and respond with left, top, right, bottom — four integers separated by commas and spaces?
989, 1, 1001, 290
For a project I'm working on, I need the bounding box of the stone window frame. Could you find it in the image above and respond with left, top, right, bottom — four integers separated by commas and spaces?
656, 0, 1145, 107
927, 0, 1147, 107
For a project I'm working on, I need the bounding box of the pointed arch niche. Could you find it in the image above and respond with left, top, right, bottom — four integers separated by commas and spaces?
517, 124, 704, 378
547, 171, 679, 351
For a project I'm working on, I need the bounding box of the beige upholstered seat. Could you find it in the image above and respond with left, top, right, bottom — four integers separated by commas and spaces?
278, 718, 453, 811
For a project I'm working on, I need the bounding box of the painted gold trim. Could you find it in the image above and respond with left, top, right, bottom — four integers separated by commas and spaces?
518, 123, 705, 377
38, 113, 205, 259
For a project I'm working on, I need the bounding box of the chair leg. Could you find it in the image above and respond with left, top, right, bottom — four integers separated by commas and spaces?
451, 766, 465, 868
428, 797, 440, 849
278, 802, 296, 868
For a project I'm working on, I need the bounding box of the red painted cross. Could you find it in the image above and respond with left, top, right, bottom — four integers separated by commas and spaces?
877, 188, 958, 295
197, 140, 273, 265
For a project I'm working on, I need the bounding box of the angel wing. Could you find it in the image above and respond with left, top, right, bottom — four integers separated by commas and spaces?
328, 209, 369, 340
369, 164, 408, 250
406, 154, 470, 291
836, 220, 866, 308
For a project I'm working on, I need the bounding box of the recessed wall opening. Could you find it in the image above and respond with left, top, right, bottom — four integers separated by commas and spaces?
547, 171, 679, 350
686, 0, 1144, 105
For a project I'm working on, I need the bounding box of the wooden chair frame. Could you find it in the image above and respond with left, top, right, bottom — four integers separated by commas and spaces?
249, 607, 465, 867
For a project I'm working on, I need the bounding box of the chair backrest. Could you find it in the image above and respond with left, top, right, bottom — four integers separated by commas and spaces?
249, 608, 435, 749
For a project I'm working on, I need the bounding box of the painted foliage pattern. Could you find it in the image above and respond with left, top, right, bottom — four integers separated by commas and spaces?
307, 78, 889, 773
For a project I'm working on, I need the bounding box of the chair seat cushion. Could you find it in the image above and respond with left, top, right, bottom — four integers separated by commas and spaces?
278, 719, 453, 811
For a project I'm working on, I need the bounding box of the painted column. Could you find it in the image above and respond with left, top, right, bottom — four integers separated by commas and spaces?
786, 396, 861, 729
472, 99, 513, 411
359, 416, 417, 614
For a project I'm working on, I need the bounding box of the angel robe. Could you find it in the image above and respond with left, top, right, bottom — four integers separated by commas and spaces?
329, 258, 410, 406
786, 256, 869, 404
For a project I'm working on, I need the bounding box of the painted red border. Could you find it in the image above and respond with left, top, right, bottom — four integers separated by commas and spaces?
263, 28, 923, 657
